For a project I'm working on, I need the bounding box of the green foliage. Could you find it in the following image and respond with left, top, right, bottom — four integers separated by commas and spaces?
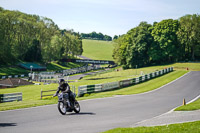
177, 14, 200, 61
81, 31, 112, 41
113, 14, 200, 68
150, 19, 179, 63
0, 8, 83, 65
113, 22, 153, 68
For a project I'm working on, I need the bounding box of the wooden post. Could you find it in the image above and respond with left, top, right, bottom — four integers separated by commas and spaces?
183, 98, 186, 105
41, 89, 42, 99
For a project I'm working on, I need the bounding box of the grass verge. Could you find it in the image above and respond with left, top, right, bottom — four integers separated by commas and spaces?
102, 121, 200, 133
175, 98, 200, 111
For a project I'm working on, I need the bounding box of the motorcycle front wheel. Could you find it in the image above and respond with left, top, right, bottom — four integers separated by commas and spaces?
58, 101, 67, 115
74, 101, 80, 113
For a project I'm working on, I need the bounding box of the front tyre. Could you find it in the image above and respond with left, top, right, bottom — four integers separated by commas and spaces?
74, 101, 80, 113
58, 101, 67, 115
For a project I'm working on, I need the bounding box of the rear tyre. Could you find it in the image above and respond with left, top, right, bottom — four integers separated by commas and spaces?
74, 101, 80, 113
58, 101, 67, 115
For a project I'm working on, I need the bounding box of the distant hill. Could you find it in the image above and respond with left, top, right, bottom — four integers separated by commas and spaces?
82, 39, 115, 61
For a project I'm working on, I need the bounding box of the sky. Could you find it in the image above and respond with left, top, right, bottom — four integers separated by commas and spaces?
0, 0, 200, 37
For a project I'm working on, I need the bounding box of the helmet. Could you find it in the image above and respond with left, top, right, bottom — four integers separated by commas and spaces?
59, 79, 65, 85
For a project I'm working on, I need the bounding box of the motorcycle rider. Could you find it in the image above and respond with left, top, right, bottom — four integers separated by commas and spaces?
53, 79, 75, 107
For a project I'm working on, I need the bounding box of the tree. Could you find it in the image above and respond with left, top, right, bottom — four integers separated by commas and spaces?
0, 7, 83, 64
177, 14, 200, 61
126, 22, 153, 68
80, 32, 112, 41
113, 35, 118, 40
113, 22, 153, 68
150, 19, 179, 63
112, 34, 129, 67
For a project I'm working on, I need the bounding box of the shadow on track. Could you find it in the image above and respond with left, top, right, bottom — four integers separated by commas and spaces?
68, 112, 96, 116
0, 123, 17, 127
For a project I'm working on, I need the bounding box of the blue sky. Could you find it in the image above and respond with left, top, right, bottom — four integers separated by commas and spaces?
0, 0, 200, 37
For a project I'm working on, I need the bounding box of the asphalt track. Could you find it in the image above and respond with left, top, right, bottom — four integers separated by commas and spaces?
0, 71, 200, 133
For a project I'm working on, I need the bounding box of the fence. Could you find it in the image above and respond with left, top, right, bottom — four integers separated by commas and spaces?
32, 65, 102, 81
0, 74, 28, 79
41, 85, 76, 99
78, 67, 173, 97
0, 92, 22, 103
0, 65, 101, 80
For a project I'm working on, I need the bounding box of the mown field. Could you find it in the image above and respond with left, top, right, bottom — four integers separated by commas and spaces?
82, 39, 115, 60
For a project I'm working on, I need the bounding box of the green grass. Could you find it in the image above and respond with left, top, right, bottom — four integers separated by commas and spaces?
46, 62, 82, 71
82, 39, 115, 60
175, 98, 200, 111
0, 62, 83, 76
0, 83, 58, 110
171, 63, 200, 71
102, 121, 200, 133
0, 66, 29, 76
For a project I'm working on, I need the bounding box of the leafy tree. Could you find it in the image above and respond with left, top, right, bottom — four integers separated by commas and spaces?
112, 34, 129, 67
0, 7, 83, 65
177, 14, 200, 61
150, 19, 179, 63
81, 32, 112, 41
127, 22, 153, 68
113, 35, 118, 40
113, 22, 153, 68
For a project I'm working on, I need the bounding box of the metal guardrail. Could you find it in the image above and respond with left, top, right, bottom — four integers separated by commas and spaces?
78, 67, 174, 97
0, 92, 22, 103
0, 74, 27, 79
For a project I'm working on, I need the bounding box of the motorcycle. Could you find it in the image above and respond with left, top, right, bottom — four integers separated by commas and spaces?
54, 92, 80, 115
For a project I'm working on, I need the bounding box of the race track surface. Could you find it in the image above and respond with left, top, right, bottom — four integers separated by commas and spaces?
0, 71, 200, 133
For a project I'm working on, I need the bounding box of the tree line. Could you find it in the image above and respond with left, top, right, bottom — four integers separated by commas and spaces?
0, 7, 83, 65
81, 31, 112, 41
113, 14, 200, 69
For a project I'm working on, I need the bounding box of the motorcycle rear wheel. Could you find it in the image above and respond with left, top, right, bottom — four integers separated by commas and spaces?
58, 101, 67, 115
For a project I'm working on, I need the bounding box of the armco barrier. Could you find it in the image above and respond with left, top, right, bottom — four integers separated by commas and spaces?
0, 92, 22, 103
78, 67, 173, 97
120, 79, 132, 87
102, 82, 120, 91
0, 74, 27, 79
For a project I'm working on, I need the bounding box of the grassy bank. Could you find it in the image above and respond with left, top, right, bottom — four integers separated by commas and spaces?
82, 39, 115, 60
0, 62, 82, 76
0, 66, 29, 76
102, 121, 200, 133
